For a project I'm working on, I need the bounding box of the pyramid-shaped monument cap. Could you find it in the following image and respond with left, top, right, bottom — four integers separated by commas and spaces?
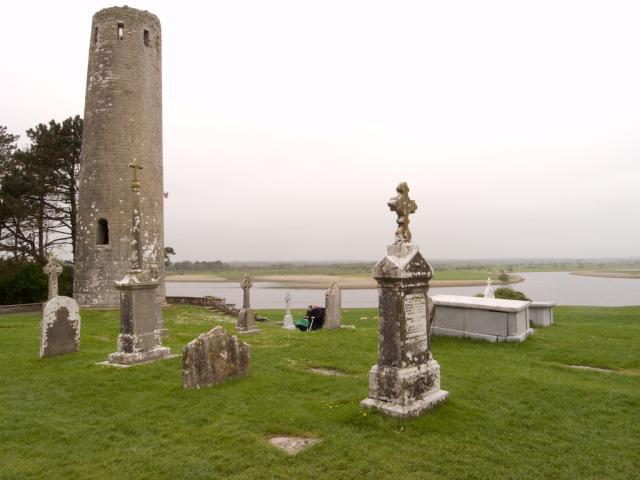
373, 243, 433, 280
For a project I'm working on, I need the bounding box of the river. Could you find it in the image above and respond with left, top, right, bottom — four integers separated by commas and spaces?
166, 272, 640, 309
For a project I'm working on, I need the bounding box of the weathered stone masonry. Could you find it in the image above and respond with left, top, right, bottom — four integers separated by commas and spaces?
74, 6, 165, 316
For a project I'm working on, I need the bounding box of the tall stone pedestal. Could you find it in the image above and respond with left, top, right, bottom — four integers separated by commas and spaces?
107, 274, 171, 365
361, 242, 448, 417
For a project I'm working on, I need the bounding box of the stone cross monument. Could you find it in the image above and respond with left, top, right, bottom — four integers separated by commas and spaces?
237, 274, 260, 334
43, 256, 63, 300
361, 182, 448, 417
283, 292, 294, 330
106, 161, 171, 366
484, 277, 495, 299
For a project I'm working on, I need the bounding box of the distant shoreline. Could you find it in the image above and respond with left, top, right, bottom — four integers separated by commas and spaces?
571, 270, 640, 279
165, 274, 524, 290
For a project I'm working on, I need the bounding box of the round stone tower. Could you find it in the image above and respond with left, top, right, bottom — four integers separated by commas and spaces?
74, 6, 165, 312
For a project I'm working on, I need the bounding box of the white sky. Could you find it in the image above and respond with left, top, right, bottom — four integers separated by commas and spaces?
1, 0, 639, 261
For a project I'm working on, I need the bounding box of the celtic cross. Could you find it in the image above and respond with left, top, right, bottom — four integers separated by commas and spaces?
387, 182, 417, 244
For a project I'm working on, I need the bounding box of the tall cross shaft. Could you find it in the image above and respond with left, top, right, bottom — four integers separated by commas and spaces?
128, 160, 144, 271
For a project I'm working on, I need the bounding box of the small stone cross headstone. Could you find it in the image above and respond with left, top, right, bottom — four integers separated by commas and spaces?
43, 257, 63, 300
182, 326, 251, 389
484, 277, 495, 299
40, 296, 80, 358
283, 292, 295, 329
324, 283, 342, 329
241, 273, 252, 309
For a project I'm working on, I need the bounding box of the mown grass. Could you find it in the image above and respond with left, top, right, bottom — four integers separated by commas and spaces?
1, 306, 639, 479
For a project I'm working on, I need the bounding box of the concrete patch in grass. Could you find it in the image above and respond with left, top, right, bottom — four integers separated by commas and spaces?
308, 367, 348, 376
567, 364, 614, 373
96, 354, 179, 368
268, 436, 321, 455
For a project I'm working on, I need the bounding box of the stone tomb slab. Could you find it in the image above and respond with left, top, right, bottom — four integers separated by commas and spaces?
96, 355, 178, 368
268, 436, 321, 455
308, 367, 348, 376
432, 295, 533, 342
529, 301, 556, 327
40, 296, 80, 358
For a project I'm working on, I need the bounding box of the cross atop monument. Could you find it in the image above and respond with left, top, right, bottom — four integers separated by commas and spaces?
43, 255, 64, 300
387, 182, 418, 244
241, 274, 253, 290
128, 159, 143, 190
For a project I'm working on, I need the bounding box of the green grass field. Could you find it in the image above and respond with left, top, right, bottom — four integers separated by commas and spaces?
1, 306, 639, 479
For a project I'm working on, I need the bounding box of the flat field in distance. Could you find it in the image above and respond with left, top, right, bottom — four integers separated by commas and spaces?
1, 305, 638, 479
165, 268, 519, 288
572, 269, 640, 279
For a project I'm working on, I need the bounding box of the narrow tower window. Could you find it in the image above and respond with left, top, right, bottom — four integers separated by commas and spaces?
117, 23, 124, 40
93, 26, 99, 44
143, 29, 150, 47
97, 219, 109, 245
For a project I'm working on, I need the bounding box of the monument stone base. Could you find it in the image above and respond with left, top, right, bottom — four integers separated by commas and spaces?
282, 314, 295, 330
107, 345, 172, 366
237, 308, 260, 334
361, 390, 449, 418
361, 360, 448, 418
106, 274, 172, 366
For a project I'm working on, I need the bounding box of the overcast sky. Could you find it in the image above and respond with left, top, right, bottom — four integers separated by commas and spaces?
1, 0, 638, 261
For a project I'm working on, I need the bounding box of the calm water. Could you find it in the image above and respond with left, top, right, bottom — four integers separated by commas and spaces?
166, 272, 640, 309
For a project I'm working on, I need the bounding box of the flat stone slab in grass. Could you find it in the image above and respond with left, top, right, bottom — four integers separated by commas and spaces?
567, 364, 614, 373
183, 326, 250, 388
268, 436, 321, 455
96, 355, 178, 368
308, 367, 348, 376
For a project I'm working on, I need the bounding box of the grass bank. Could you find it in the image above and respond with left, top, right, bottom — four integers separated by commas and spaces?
572, 269, 640, 279
1, 306, 638, 479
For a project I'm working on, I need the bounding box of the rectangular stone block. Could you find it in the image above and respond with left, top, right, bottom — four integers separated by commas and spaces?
432, 295, 533, 342
529, 302, 556, 326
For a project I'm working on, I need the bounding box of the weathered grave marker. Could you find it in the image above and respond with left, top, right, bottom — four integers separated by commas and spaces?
40, 296, 80, 358
361, 182, 448, 417
183, 326, 250, 388
237, 274, 260, 333
324, 283, 341, 329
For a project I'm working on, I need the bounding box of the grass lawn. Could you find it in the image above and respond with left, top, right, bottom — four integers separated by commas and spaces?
1, 305, 639, 479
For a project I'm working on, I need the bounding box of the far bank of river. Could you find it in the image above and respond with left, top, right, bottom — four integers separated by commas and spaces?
166, 272, 640, 309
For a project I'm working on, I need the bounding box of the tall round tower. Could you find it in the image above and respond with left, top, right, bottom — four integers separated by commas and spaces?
74, 6, 165, 312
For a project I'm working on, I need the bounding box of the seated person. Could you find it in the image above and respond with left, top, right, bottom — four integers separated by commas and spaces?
295, 304, 326, 331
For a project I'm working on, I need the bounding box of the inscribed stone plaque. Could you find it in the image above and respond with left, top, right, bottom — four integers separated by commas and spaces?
404, 293, 428, 352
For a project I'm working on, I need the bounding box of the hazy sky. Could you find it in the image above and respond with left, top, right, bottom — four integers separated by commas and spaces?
1, 0, 638, 261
